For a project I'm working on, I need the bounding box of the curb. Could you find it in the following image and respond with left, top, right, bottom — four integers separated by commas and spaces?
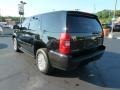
0, 35, 12, 37
106, 37, 120, 40
116, 37, 120, 39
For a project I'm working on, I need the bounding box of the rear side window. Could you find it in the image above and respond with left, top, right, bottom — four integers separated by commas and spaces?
21, 18, 30, 30
29, 17, 40, 31
41, 12, 66, 33
67, 16, 102, 33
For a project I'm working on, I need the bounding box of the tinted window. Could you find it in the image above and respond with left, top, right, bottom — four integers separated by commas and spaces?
42, 12, 66, 33
29, 17, 40, 31
21, 18, 30, 30
67, 16, 102, 33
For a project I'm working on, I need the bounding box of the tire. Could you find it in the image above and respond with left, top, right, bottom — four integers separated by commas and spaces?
36, 48, 52, 74
13, 38, 20, 52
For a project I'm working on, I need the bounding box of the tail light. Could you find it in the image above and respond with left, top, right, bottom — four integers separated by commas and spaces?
59, 33, 71, 55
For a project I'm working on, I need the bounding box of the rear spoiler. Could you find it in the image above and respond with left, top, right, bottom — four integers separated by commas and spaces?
67, 11, 97, 18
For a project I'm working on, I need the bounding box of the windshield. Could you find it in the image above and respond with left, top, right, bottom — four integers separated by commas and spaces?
67, 15, 102, 33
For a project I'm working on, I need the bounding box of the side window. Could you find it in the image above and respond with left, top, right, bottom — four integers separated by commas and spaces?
42, 13, 65, 33
29, 17, 40, 31
21, 18, 30, 30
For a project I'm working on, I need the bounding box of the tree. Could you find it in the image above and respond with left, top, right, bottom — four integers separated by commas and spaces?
116, 10, 120, 17
96, 9, 120, 23
0, 16, 20, 23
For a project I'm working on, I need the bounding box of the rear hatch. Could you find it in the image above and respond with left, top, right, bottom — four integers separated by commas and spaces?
67, 12, 103, 54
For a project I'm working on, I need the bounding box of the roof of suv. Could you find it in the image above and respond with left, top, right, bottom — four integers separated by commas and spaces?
35, 11, 97, 18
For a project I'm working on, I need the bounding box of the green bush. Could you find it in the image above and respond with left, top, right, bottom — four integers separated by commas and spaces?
102, 24, 110, 29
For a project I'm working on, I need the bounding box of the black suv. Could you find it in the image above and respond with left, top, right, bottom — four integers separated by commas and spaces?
12, 11, 105, 74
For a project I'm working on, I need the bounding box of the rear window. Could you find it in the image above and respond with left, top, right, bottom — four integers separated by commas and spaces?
67, 15, 102, 33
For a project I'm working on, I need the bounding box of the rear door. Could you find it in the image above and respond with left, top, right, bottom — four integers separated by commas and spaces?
67, 14, 103, 53
27, 16, 41, 54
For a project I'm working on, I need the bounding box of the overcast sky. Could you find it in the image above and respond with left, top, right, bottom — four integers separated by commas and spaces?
0, 0, 120, 17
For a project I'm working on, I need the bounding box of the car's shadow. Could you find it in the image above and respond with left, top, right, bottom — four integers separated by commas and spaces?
0, 43, 8, 49
51, 52, 120, 89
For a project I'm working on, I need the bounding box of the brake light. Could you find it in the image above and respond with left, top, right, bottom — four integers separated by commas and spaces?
59, 33, 71, 54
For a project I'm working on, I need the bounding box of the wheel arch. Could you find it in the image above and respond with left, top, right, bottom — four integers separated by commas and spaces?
33, 40, 47, 58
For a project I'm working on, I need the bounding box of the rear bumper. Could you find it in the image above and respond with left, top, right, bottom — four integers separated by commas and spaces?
48, 45, 105, 70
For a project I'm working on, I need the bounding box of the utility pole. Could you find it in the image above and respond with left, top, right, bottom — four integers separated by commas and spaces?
0, 8, 2, 22
108, 0, 117, 38
113, 0, 117, 19
93, 0, 96, 14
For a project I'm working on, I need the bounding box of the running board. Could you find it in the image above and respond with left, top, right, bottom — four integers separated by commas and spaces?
19, 47, 35, 58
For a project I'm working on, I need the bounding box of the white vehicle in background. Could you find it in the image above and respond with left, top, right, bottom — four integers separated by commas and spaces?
0, 24, 13, 35
0, 25, 3, 35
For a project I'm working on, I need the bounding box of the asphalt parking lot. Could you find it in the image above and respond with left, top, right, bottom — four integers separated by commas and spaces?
0, 36, 120, 90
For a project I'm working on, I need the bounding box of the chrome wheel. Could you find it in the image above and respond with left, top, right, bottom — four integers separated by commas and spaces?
13, 38, 17, 51
37, 53, 46, 72
36, 48, 53, 74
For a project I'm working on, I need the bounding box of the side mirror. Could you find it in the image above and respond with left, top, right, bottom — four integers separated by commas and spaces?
13, 25, 20, 29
